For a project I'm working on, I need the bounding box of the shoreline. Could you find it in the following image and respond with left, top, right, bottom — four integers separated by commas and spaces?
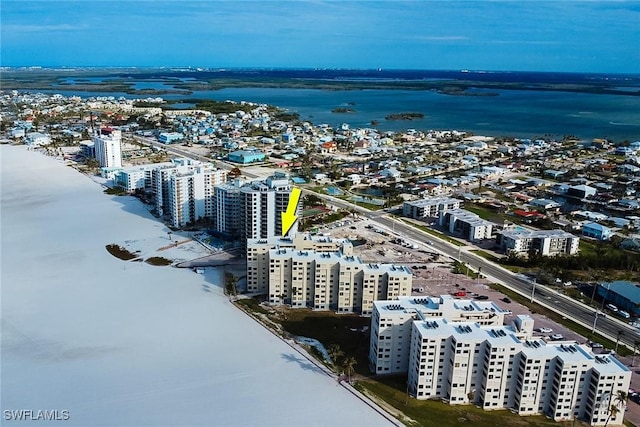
0, 145, 396, 426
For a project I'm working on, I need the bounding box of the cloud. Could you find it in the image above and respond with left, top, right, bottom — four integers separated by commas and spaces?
489, 40, 561, 45
3, 23, 87, 33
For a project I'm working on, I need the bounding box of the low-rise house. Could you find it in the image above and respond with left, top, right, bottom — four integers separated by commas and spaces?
581, 222, 614, 240
25, 132, 51, 146
228, 148, 266, 164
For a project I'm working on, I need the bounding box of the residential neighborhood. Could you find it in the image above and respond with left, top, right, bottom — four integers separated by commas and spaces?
2, 89, 640, 426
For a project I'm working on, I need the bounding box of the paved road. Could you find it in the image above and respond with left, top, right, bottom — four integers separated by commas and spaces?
131, 135, 262, 179
303, 188, 640, 351
126, 139, 640, 352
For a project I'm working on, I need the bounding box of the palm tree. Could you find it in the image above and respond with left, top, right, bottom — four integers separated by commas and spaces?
615, 390, 628, 412
327, 344, 344, 366
604, 404, 619, 427
342, 356, 357, 384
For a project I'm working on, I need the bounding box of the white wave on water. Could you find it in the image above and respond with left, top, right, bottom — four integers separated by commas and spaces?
609, 121, 637, 126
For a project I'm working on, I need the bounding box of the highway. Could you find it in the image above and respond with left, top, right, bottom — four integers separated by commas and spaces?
379, 215, 640, 351
126, 136, 640, 351
303, 188, 640, 351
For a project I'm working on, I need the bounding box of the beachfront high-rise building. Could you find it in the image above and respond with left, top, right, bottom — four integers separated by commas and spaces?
115, 162, 173, 193
167, 163, 227, 228
369, 296, 630, 426
246, 233, 412, 314
213, 179, 246, 238
240, 172, 298, 240
149, 159, 227, 228
93, 127, 122, 168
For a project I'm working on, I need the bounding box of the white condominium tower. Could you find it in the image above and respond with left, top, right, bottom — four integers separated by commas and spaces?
213, 179, 246, 238
246, 233, 413, 314
150, 159, 227, 228
241, 172, 298, 240
93, 127, 122, 168
168, 164, 227, 228
369, 296, 630, 426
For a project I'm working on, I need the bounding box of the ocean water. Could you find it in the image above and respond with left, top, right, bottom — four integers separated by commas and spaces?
30, 69, 640, 141
197, 87, 640, 141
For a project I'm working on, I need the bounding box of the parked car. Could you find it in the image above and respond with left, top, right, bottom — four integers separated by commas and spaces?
618, 310, 631, 319
606, 303, 619, 312
501, 297, 512, 303
590, 342, 604, 349
537, 327, 553, 333
550, 334, 565, 341
474, 295, 489, 300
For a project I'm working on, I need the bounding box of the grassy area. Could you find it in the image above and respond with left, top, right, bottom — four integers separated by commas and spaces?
464, 204, 508, 223
105, 244, 138, 261
355, 378, 573, 427
104, 187, 128, 196
488, 283, 631, 356
235, 297, 270, 315
234, 297, 626, 426
398, 219, 465, 246
280, 308, 372, 375
144, 256, 172, 266
470, 249, 499, 262
234, 298, 370, 374
350, 200, 385, 211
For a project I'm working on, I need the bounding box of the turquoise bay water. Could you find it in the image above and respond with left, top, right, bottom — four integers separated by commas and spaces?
42, 85, 640, 141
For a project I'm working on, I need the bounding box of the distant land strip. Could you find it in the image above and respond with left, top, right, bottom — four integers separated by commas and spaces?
1, 69, 639, 97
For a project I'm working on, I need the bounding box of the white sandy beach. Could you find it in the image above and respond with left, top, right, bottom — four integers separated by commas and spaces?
0, 146, 393, 426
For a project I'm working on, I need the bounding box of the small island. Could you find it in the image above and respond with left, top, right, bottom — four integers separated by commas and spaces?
331, 107, 356, 113
385, 112, 425, 120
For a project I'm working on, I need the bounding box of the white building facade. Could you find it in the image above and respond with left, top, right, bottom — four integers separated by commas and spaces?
439, 208, 494, 242
403, 197, 462, 220
241, 172, 298, 240
369, 297, 630, 426
247, 233, 412, 314
167, 164, 227, 228
93, 128, 122, 168
496, 228, 580, 256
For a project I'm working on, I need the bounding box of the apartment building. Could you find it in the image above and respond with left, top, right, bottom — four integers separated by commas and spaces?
403, 197, 463, 220
247, 233, 412, 313
168, 164, 227, 228
369, 296, 513, 375
241, 172, 297, 240
496, 228, 580, 256
93, 127, 122, 168
439, 208, 494, 242
213, 178, 246, 237
370, 297, 630, 426
247, 233, 349, 294
115, 162, 173, 193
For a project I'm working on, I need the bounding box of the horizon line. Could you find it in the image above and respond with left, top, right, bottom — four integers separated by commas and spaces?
2, 66, 639, 76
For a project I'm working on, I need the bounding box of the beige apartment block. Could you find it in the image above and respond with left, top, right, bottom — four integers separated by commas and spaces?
369, 297, 630, 426
247, 233, 412, 313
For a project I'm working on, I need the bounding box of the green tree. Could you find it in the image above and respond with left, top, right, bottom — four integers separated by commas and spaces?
327, 344, 344, 366
342, 356, 357, 384
604, 403, 619, 427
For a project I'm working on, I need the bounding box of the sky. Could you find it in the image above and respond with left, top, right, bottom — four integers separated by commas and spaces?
1, 1, 639, 73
